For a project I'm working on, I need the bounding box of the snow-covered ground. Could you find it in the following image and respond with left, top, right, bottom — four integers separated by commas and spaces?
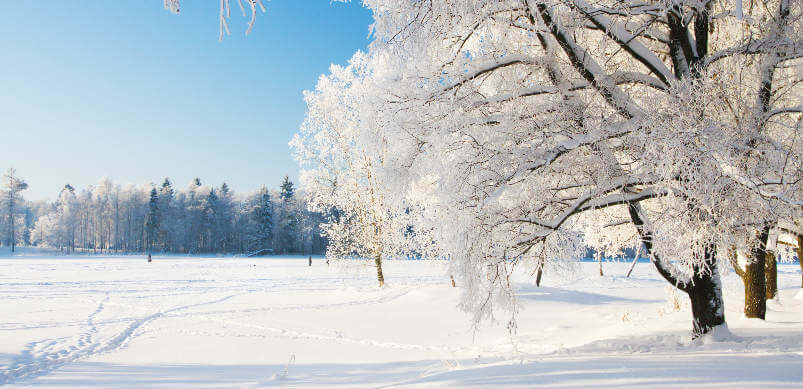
0, 251, 800, 388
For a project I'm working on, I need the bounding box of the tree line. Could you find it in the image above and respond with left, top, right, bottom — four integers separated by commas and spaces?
1, 170, 327, 255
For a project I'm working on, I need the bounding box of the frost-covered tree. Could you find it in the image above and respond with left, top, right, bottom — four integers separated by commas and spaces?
249, 185, 274, 251
202, 188, 219, 252
293, 53, 440, 287
217, 183, 235, 252
2, 168, 29, 252
53, 184, 79, 252
273, 176, 300, 254
145, 188, 160, 253
300, 0, 802, 335
157, 178, 176, 251
25, 176, 331, 256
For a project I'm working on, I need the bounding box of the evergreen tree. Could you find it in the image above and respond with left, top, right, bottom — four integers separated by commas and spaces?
186, 178, 203, 253
251, 185, 273, 251
275, 177, 299, 253
279, 175, 294, 203
145, 188, 160, 253
158, 177, 175, 251
218, 182, 234, 251
202, 188, 219, 252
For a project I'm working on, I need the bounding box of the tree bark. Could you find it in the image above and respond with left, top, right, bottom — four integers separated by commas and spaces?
743, 257, 766, 318
626, 243, 642, 278
535, 258, 544, 287
743, 227, 770, 319
798, 235, 803, 288
375, 254, 385, 287
627, 202, 725, 337
765, 251, 777, 300
687, 252, 726, 337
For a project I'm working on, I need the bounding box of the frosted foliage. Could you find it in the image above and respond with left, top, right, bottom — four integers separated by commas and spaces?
292, 52, 438, 263
163, 0, 266, 41
298, 0, 803, 326
164, 0, 180, 14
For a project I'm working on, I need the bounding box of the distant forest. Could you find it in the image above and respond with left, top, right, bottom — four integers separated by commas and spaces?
1, 169, 327, 255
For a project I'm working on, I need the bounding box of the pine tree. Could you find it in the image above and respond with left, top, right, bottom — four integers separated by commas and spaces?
186, 178, 203, 253
202, 189, 219, 252
251, 185, 273, 251
275, 176, 299, 253
218, 183, 234, 252
145, 188, 160, 253
279, 176, 294, 203
158, 177, 175, 251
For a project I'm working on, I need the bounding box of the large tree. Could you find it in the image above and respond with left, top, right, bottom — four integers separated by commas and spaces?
303, 0, 802, 336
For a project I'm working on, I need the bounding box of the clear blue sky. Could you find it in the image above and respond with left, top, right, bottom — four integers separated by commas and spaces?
0, 1, 373, 201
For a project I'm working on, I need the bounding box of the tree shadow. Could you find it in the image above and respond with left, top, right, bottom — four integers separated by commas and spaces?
19, 349, 803, 389
515, 285, 663, 305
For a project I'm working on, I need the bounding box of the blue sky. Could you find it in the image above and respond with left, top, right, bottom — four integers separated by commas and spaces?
0, 1, 373, 201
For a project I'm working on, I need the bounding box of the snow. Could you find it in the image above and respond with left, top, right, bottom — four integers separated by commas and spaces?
0, 253, 800, 388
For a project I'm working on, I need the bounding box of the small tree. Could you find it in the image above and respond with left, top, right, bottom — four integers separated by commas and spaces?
251, 185, 274, 251
3, 168, 29, 252
145, 188, 160, 253
292, 56, 437, 287
279, 176, 295, 203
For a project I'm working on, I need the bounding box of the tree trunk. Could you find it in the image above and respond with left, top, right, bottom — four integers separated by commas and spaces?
798, 235, 803, 288
534, 258, 544, 287
626, 244, 642, 278
686, 259, 726, 337
743, 258, 766, 319
765, 251, 777, 300
627, 202, 725, 337
375, 254, 385, 287
743, 227, 770, 319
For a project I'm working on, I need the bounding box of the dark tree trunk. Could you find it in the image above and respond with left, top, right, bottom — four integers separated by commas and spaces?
743, 227, 770, 319
535, 259, 544, 287
687, 258, 726, 337
765, 251, 777, 300
375, 254, 385, 287
627, 203, 725, 337
798, 235, 803, 288
743, 257, 766, 318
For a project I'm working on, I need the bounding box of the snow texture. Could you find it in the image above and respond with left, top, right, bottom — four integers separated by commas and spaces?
0, 249, 800, 388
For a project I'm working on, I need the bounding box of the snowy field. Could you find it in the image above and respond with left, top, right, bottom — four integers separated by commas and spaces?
0, 252, 801, 388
